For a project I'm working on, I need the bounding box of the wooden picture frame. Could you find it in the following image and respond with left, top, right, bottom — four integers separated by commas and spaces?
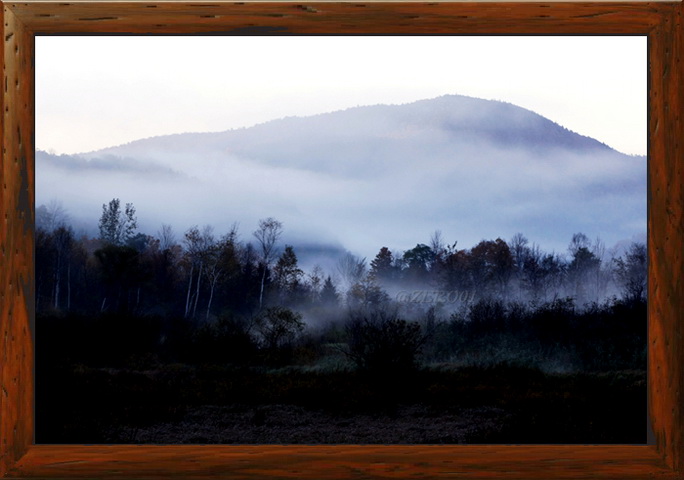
1, 2, 682, 478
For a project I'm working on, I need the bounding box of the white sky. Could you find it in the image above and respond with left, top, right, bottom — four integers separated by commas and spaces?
36, 36, 646, 156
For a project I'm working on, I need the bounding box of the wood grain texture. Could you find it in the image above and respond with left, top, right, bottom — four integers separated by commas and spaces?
6, 2, 673, 34
0, 4, 34, 478
648, 0, 684, 474
6, 445, 682, 479
0, 1, 682, 479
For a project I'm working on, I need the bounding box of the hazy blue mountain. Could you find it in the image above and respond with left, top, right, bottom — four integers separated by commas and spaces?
76, 95, 617, 175
37, 94, 646, 262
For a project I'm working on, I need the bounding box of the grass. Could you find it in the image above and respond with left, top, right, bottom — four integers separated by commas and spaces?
36, 361, 646, 444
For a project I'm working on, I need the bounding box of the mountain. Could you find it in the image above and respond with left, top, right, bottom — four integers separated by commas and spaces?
36, 94, 646, 262
76, 95, 616, 175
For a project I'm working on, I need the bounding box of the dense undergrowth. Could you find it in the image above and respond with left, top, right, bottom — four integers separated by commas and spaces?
36, 297, 646, 444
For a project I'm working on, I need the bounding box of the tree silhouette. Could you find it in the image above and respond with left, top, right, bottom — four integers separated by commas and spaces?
273, 245, 304, 305
253, 218, 283, 309
98, 198, 137, 246
320, 276, 340, 307
370, 247, 396, 284
613, 242, 647, 303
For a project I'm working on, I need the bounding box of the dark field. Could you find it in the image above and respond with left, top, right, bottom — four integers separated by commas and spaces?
37, 365, 646, 444
37, 349, 645, 444
36, 295, 647, 444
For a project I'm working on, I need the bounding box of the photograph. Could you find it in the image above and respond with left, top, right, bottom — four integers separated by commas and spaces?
34, 35, 648, 444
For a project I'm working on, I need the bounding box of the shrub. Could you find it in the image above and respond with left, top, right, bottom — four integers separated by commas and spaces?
188, 314, 258, 366
253, 307, 305, 366
343, 310, 425, 375
254, 307, 305, 350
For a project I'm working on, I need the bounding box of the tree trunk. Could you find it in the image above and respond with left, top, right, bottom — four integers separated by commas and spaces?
206, 274, 218, 321
192, 262, 203, 318
54, 256, 61, 310
67, 263, 71, 311
184, 264, 194, 318
259, 267, 267, 309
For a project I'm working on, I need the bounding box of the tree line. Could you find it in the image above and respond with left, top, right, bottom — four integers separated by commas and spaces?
36, 198, 646, 321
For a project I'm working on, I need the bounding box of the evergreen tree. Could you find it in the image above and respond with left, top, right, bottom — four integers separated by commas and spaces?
320, 276, 339, 307
274, 245, 304, 293
370, 247, 396, 284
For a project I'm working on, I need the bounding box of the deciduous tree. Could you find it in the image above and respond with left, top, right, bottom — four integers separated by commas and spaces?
253, 217, 283, 309
613, 242, 647, 303
98, 198, 137, 246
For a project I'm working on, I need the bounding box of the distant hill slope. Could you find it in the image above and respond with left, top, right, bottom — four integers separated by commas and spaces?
37, 94, 646, 261
77, 95, 618, 175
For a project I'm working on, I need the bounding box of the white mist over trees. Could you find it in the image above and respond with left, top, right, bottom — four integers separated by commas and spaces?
36, 78, 648, 443
35, 200, 648, 382
35, 94, 646, 260
36, 201, 646, 323
34, 95, 647, 379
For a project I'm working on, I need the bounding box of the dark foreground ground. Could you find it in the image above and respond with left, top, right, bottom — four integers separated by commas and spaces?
37, 364, 646, 444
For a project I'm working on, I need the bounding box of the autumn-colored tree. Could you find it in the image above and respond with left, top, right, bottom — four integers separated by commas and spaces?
470, 238, 514, 298
347, 278, 390, 310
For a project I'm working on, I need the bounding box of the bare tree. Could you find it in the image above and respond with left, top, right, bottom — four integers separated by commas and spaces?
36, 200, 69, 232
592, 236, 607, 302
336, 252, 367, 292
307, 264, 325, 304
522, 243, 544, 301
183, 227, 200, 318
509, 233, 529, 270
429, 230, 444, 254
183, 225, 215, 318
252, 217, 283, 309
52, 226, 74, 310
509, 233, 529, 300
194, 226, 215, 318
568, 232, 591, 257
157, 223, 176, 251
204, 224, 240, 320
